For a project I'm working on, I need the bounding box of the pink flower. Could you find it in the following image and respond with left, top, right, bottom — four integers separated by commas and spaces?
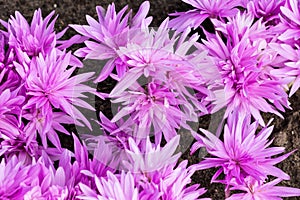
125, 136, 209, 200
23, 110, 77, 149
78, 171, 139, 200
124, 135, 181, 173
169, 0, 242, 31
108, 19, 211, 144
276, 0, 300, 43
71, 1, 152, 82
0, 156, 32, 199
202, 12, 290, 126
0, 9, 81, 66
0, 88, 24, 140
79, 135, 209, 200
227, 176, 300, 200
192, 111, 293, 187
0, 133, 39, 165
246, 0, 285, 23
24, 50, 95, 126
110, 81, 192, 144
24, 164, 69, 200
22, 49, 98, 148
270, 41, 300, 97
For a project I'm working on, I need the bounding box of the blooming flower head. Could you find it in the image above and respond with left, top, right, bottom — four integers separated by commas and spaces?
270, 43, 300, 97
23, 110, 77, 149
156, 160, 209, 200
227, 176, 300, 200
110, 81, 191, 144
124, 135, 209, 200
0, 88, 24, 140
0, 154, 75, 200
22, 49, 98, 148
124, 135, 181, 173
0, 133, 39, 165
276, 0, 300, 44
202, 12, 290, 126
57, 134, 116, 196
23, 163, 69, 200
94, 112, 136, 170
0, 156, 32, 199
78, 171, 139, 200
71, 1, 152, 82
79, 135, 208, 200
169, 0, 242, 32
246, 0, 285, 23
108, 19, 211, 144
192, 110, 293, 187
1, 9, 79, 65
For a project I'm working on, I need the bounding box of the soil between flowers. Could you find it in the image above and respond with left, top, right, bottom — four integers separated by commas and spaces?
1, 0, 299, 199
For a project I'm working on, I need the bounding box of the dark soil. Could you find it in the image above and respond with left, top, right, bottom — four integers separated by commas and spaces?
1, 0, 299, 199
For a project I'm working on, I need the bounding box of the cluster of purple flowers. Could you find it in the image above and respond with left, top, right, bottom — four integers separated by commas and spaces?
1, 0, 300, 199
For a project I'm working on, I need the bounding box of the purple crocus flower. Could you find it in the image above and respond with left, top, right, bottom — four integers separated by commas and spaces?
275, 0, 300, 43
79, 135, 208, 200
0, 88, 24, 140
80, 169, 148, 200
108, 19, 211, 144
0, 154, 73, 199
270, 43, 300, 97
157, 160, 209, 200
192, 110, 293, 188
246, 0, 285, 23
23, 163, 69, 200
0, 9, 82, 66
169, 0, 242, 31
88, 112, 135, 170
201, 12, 290, 125
54, 134, 115, 199
71, 1, 152, 82
227, 176, 300, 200
0, 156, 33, 199
110, 81, 192, 144
78, 171, 139, 200
0, 133, 39, 165
124, 135, 181, 173
23, 49, 98, 148
124, 135, 209, 200
23, 110, 78, 149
